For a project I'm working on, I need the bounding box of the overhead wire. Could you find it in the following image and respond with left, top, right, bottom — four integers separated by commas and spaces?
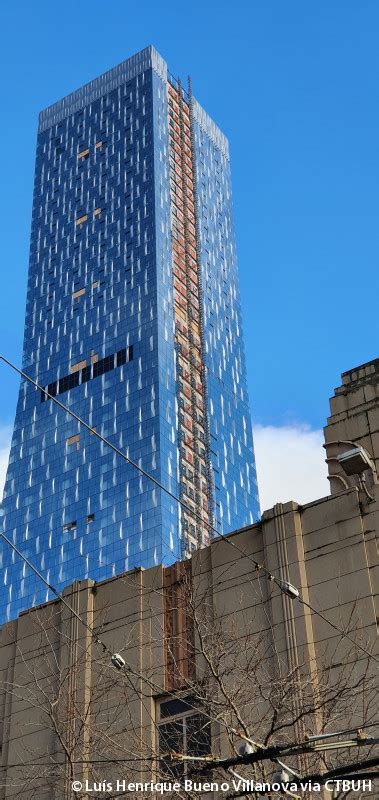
1, 354, 377, 666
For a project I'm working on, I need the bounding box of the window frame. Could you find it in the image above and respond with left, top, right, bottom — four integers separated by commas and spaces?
156, 695, 211, 780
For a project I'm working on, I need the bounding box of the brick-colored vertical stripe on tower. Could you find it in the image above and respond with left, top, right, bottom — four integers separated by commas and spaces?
167, 79, 212, 556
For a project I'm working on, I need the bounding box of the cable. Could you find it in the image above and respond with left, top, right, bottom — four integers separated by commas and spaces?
0, 756, 158, 769
0, 541, 173, 763
169, 735, 379, 770
0, 526, 267, 751
226, 773, 379, 800
0, 531, 95, 642
1, 354, 378, 666
305, 755, 379, 784
297, 595, 378, 662
0, 529, 140, 687
2, 531, 374, 788
0, 535, 245, 745
0, 354, 221, 536
2, 742, 378, 773
1, 360, 377, 794
307, 723, 378, 738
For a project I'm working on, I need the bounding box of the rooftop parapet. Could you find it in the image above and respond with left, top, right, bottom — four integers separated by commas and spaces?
38, 45, 229, 159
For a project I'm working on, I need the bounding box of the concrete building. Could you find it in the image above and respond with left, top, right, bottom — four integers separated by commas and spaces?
0, 360, 378, 798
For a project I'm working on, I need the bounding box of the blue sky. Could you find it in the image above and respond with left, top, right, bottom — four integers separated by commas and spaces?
0, 0, 378, 503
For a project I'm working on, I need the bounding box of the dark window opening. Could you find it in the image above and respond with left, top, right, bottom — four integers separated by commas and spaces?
58, 372, 79, 394
63, 521, 77, 532
116, 348, 126, 367
158, 696, 211, 781
93, 354, 114, 378
40, 345, 133, 402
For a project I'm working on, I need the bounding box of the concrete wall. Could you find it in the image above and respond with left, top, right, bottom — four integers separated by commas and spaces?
0, 362, 378, 798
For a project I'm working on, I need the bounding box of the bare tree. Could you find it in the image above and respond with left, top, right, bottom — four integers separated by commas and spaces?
0, 566, 377, 800
158, 564, 378, 800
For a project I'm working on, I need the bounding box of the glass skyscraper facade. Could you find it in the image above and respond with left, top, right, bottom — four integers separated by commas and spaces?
0, 46, 260, 624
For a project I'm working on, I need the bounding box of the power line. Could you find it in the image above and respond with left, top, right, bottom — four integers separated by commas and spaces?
170, 736, 379, 770
304, 755, 379, 784
0, 354, 219, 536
0, 529, 145, 697
0, 523, 376, 783
0, 531, 99, 645
226, 772, 379, 800
0, 756, 157, 769
0, 539, 172, 764
0, 523, 263, 752
0, 355, 379, 663
1, 742, 378, 773
1, 354, 377, 666
298, 595, 377, 657
308, 723, 378, 738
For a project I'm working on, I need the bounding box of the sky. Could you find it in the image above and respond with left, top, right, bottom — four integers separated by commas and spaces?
0, 0, 378, 507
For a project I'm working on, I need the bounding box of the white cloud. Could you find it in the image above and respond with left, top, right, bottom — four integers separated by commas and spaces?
0, 421, 330, 513
253, 423, 330, 512
0, 425, 12, 502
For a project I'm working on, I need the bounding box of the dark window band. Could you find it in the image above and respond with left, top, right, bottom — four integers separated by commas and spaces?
40, 345, 133, 402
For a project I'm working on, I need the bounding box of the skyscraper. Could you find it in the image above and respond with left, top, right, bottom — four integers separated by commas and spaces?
0, 46, 260, 624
